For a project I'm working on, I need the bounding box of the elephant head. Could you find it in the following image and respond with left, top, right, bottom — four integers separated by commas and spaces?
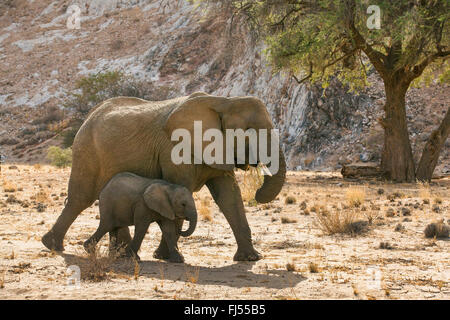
143, 183, 197, 237
164, 93, 286, 204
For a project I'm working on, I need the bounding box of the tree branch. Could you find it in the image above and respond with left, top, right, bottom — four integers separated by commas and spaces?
292, 63, 313, 84
322, 48, 359, 71
342, 0, 387, 77
348, 25, 387, 78
408, 50, 450, 81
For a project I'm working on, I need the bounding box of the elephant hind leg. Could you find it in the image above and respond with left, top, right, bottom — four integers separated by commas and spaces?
42, 168, 98, 251
84, 225, 108, 254
109, 227, 132, 256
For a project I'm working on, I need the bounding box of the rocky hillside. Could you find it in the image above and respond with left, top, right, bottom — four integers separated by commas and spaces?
0, 0, 448, 174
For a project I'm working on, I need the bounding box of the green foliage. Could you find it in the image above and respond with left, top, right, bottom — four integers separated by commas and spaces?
62, 124, 81, 149
64, 71, 167, 116
202, 0, 449, 90
62, 71, 171, 147
47, 146, 72, 168
64, 71, 124, 115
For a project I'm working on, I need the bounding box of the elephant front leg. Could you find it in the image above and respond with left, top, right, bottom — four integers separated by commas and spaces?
156, 220, 184, 263
206, 175, 262, 261
153, 219, 183, 260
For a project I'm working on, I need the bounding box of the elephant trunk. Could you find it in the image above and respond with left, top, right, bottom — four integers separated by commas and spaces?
180, 208, 197, 237
255, 148, 286, 204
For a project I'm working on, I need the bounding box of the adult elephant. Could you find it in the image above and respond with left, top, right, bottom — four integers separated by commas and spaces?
42, 92, 286, 261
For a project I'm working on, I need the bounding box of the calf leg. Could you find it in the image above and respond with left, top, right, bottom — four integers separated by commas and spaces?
153, 219, 183, 260
109, 227, 132, 255
125, 221, 151, 261
84, 224, 108, 253
158, 220, 184, 263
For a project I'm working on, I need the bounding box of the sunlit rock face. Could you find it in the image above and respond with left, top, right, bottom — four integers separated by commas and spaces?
1, 1, 447, 173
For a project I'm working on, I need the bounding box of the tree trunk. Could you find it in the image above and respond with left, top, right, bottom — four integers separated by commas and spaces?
416, 106, 450, 181
380, 79, 416, 182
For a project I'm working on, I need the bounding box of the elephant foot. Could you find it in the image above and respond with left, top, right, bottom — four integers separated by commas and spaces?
83, 240, 96, 254
108, 244, 126, 258
42, 230, 64, 252
124, 246, 141, 262
153, 248, 170, 260
233, 247, 263, 261
168, 252, 184, 264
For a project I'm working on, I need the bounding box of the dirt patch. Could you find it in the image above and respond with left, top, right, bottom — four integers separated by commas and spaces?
0, 167, 448, 299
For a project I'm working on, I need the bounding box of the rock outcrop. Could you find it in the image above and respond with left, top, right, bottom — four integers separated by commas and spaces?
0, 0, 448, 174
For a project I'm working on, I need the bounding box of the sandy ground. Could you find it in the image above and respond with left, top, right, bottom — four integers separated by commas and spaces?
0, 164, 449, 300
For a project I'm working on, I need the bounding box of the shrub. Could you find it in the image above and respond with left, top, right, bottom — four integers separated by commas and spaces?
284, 196, 296, 205
110, 39, 124, 51
47, 146, 72, 168
32, 105, 64, 125
0, 137, 19, 145
64, 71, 170, 116
424, 222, 449, 239
61, 71, 171, 147
62, 124, 81, 148
314, 209, 368, 235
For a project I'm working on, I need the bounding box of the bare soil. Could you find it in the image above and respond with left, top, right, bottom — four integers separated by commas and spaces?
0, 165, 449, 299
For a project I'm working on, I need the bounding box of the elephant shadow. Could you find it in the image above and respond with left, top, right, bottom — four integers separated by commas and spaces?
61, 253, 306, 289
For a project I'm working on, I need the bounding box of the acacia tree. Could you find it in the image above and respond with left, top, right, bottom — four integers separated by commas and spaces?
200, 0, 449, 182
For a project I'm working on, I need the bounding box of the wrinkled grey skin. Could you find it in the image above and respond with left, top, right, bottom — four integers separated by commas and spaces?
42, 92, 286, 261
84, 173, 197, 262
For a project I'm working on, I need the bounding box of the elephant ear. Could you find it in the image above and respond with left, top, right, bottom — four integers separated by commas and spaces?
164, 95, 235, 171
143, 184, 175, 220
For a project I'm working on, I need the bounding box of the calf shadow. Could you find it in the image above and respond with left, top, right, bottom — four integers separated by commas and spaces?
61, 252, 306, 289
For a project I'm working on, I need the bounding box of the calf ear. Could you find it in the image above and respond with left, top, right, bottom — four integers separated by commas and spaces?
143, 184, 175, 220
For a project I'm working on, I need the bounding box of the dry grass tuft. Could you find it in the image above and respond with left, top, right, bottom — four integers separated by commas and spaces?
418, 182, 431, 199
34, 188, 50, 204
198, 197, 212, 222
308, 262, 319, 273
240, 166, 263, 202
379, 241, 393, 249
133, 259, 140, 281
281, 216, 297, 224
82, 247, 114, 282
387, 191, 404, 201
363, 210, 380, 224
185, 266, 200, 284
2, 179, 17, 193
346, 187, 365, 207
286, 262, 297, 272
284, 196, 296, 205
424, 222, 449, 239
314, 209, 368, 235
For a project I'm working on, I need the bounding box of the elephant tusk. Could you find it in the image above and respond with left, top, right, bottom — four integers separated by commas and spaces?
259, 163, 272, 176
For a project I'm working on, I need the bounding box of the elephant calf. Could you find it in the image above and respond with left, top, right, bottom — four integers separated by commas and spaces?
84, 172, 197, 262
